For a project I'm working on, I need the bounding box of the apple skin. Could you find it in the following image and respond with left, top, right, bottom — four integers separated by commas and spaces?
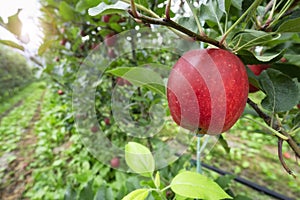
248, 64, 270, 92
104, 33, 116, 47
167, 48, 249, 134
297, 104, 300, 109
110, 157, 120, 168
58, 90, 64, 95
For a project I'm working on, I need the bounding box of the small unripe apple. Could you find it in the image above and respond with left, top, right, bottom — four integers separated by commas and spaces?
58, 90, 64, 95
104, 118, 110, 125
102, 15, 112, 23
110, 157, 120, 168
167, 48, 248, 134
90, 125, 99, 133
248, 64, 270, 92
104, 33, 116, 47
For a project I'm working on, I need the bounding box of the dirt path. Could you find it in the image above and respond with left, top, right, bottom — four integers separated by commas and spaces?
0, 90, 46, 200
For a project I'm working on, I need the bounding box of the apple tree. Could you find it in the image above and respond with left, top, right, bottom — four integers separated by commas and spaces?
0, 0, 299, 199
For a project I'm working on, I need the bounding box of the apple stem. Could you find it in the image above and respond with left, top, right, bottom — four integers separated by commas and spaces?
196, 134, 203, 174
165, 0, 171, 20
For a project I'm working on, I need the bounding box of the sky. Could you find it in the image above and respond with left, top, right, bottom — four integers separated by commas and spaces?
0, 0, 43, 53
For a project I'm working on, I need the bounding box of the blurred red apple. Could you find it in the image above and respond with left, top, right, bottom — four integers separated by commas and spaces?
102, 15, 112, 23
90, 125, 99, 133
104, 117, 110, 125
248, 64, 270, 93
108, 48, 116, 58
58, 90, 64, 95
110, 157, 120, 168
116, 77, 132, 86
60, 38, 67, 46
104, 33, 116, 47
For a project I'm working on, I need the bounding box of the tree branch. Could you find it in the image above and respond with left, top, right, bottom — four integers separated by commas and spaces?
127, 10, 226, 49
247, 98, 300, 159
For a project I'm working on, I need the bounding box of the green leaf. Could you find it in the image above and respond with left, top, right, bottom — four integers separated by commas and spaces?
64, 186, 77, 200
6, 9, 22, 37
122, 189, 149, 200
88, 1, 129, 16
218, 135, 230, 153
276, 17, 300, 33
38, 40, 55, 56
232, 30, 280, 50
125, 142, 155, 176
76, 0, 101, 12
106, 67, 165, 96
215, 174, 235, 189
272, 63, 300, 81
170, 171, 232, 200
94, 185, 114, 200
259, 69, 300, 112
154, 172, 160, 188
237, 49, 284, 65
0, 40, 24, 51
79, 180, 94, 200
59, 2, 75, 21
218, 0, 231, 14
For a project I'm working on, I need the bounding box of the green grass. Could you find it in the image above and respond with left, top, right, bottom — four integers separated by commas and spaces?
0, 82, 46, 115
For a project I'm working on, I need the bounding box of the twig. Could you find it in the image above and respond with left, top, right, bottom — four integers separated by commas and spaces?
247, 98, 300, 159
127, 10, 225, 49
130, 0, 139, 18
278, 138, 296, 178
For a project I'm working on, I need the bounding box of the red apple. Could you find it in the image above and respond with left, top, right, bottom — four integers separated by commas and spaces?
297, 104, 300, 109
104, 118, 110, 125
102, 15, 112, 23
90, 125, 99, 133
55, 57, 60, 62
91, 43, 100, 50
248, 64, 270, 92
108, 48, 116, 58
60, 38, 67, 46
104, 33, 116, 47
58, 90, 64, 95
280, 57, 287, 63
167, 48, 248, 134
283, 152, 291, 159
80, 30, 87, 37
116, 77, 132, 86
110, 157, 120, 168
